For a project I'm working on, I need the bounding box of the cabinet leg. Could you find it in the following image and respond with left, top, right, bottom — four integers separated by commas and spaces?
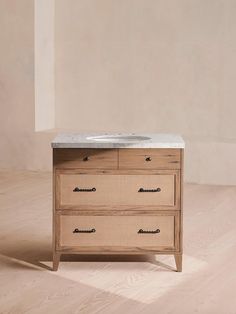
52, 252, 61, 271
174, 254, 182, 272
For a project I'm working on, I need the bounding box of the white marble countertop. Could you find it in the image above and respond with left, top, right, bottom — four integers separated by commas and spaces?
51, 133, 185, 148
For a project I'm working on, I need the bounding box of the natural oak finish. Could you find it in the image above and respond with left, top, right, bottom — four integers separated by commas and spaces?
174, 254, 182, 272
119, 148, 181, 169
52, 252, 60, 271
59, 214, 177, 249
53, 147, 183, 271
57, 172, 178, 208
55, 169, 180, 211
54, 148, 118, 169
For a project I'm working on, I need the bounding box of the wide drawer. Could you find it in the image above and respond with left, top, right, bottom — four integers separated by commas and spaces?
119, 148, 181, 169
53, 148, 118, 169
56, 172, 179, 209
59, 214, 178, 250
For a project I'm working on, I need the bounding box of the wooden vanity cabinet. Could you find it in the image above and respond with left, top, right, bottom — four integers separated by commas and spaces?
52, 148, 183, 271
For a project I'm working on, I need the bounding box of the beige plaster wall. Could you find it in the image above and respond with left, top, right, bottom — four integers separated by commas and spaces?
55, 0, 235, 137
0, 0, 54, 171
35, 0, 55, 131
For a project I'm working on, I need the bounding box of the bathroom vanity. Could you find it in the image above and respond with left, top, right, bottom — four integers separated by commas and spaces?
51, 133, 184, 271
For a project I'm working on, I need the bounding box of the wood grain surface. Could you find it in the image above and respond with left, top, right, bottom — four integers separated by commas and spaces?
54, 148, 118, 169
119, 148, 181, 169
57, 173, 177, 208
59, 214, 177, 248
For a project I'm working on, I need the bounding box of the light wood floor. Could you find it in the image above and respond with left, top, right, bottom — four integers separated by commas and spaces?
0, 170, 236, 314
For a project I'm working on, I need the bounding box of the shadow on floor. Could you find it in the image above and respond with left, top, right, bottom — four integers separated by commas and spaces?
0, 239, 176, 272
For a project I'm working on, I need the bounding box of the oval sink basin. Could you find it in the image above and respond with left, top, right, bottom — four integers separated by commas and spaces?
87, 135, 151, 143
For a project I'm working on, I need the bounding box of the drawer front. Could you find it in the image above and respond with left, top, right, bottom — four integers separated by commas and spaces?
59, 215, 178, 250
53, 148, 118, 169
119, 148, 181, 170
56, 173, 179, 209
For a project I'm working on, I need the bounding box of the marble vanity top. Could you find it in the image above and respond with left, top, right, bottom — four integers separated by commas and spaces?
51, 133, 185, 149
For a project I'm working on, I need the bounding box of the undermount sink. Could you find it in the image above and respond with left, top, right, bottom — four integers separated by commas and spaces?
87, 135, 151, 143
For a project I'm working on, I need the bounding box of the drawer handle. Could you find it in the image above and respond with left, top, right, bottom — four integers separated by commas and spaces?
83, 156, 90, 161
138, 229, 160, 234
145, 156, 152, 162
138, 188, 161, 192
73, 187, 96, 192
73, 228, 96, 233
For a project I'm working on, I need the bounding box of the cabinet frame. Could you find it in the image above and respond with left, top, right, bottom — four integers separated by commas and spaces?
52, 148, 184, 272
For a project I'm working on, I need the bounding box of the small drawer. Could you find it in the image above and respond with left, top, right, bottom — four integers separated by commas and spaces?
59, 214, 178, 250
53, 148, 118, 169
119, 148, 181, 170
56, 172, 179, 210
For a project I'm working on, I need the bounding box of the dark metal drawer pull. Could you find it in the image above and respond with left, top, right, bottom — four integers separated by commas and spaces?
83, 156, 90, 161
73, 187, 96, 192
145, 156, 152, 162
138, 187, 161, 192
138, 229, 160, 234
73, 228, 96, 233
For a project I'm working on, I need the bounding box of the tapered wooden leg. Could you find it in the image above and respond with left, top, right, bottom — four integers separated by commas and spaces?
174, 254, 182, 272
52, 252, 61, 271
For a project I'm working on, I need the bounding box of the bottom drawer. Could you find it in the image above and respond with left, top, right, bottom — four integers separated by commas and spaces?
59, 214, 179, 250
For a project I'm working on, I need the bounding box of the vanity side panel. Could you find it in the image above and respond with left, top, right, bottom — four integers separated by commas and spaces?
179, 148, 184, 253
52, 149, 58, 256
